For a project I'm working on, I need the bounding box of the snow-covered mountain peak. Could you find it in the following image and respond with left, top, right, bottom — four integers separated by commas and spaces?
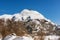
0, 9, 46, 20
0, 9, 55, 25
20, 9, 45, 19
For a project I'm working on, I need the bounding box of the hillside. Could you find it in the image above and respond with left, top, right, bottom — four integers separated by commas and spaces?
0, 9, 60, 40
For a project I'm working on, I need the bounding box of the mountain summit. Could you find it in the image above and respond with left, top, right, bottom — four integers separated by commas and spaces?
20, 9, 45, 19
0, 9, 45, 21
0, 9, 60, 40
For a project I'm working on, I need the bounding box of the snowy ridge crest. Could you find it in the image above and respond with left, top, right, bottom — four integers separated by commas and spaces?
0, 9, 55, 25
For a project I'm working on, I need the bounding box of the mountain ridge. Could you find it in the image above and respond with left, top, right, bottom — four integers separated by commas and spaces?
0, 9, 56, 25
0, 9, 60, 40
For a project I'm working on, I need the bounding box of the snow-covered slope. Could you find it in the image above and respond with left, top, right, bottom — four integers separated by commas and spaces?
4, 33, 34, 40
0, 14, 13, 21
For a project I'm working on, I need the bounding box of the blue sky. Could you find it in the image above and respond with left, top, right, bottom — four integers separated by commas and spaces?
0, 0, 60, 25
